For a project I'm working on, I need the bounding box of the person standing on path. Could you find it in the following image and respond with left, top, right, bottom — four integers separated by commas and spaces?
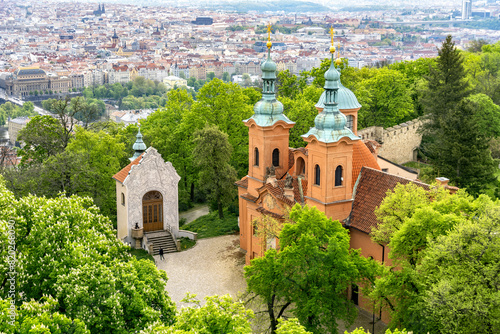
159, 247, 164, 261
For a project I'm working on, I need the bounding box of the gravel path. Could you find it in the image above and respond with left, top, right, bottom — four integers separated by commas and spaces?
179, 205, 209, 224
156, 234, 247, 307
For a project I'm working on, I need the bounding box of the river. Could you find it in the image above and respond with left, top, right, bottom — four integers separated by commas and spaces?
0, 126, 8, 144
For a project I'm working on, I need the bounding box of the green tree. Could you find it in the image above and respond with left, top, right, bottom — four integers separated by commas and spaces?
420, 35, 470, 135
0, 102, 37, 126
64, 126, 126, 217
173, 294, 253, 333
282, 86, 323, 148
418, 204, 500, 333
276, 69, 307, 99
191, 79, 253, 177
17, 115, 67, 164
192, 125, 237, 219
370, 183, 499, 332
0, 177, 176, 333
246, 204, 376, 334
140, 89, 197, 208
0, 296, 90, 334
419, 35, 497, 193
360, 68, 414, 127
222, 71, 230, 82
139, 295, 254, 334
276, 318, 312, 334
22, 101, 34, 113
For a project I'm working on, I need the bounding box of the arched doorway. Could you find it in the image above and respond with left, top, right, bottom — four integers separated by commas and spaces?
142, 191, 163, 232
296, 157, 305, 175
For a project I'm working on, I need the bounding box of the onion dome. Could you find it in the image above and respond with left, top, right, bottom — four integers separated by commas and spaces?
302, 53, 359, 143
245, 28, 293, 127
130, 127, 147, 161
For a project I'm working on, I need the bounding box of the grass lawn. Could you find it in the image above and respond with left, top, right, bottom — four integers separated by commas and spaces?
182, 209, 239, 239
179, 237, 196, 251
128, 247, 155, 263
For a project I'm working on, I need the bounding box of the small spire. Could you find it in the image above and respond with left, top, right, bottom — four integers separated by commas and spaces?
130, 125, 147, 161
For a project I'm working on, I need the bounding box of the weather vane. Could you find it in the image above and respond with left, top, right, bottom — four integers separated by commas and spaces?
267, 23, 272, 49
329, 26, 335, 54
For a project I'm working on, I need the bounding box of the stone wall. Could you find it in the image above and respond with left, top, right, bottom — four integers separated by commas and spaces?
358, 118, 423, 164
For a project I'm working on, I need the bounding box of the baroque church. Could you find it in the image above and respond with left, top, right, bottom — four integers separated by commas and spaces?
236, 32, 457, 321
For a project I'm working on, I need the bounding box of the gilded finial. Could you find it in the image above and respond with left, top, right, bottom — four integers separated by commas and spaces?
329, 26, 335, 54
267, 23, 272, 49
335, 42, 342, 66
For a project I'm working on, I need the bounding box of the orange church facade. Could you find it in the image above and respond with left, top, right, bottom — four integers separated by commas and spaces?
235, 42, 446, 324
237, 47, 380, 265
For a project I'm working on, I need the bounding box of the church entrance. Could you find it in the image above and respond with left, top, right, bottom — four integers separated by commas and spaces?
142, 191, 163, 232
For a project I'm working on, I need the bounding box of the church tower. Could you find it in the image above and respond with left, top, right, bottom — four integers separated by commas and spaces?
112, 29, 119, 46
302, 30, 360, 221
243, 25, 294, 197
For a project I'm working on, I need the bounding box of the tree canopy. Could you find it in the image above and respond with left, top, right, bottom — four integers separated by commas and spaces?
193, 124, 237, 219
245, 204, 376, 334
0, 176, 176, 333
370, 183, 500, 333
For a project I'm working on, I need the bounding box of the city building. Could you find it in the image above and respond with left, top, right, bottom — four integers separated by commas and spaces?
8, 116, 32, 146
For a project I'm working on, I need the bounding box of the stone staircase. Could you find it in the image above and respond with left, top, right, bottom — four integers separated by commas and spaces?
145, 230, 178, 255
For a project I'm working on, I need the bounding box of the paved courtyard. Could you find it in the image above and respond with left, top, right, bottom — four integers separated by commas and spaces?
156, 233, 387, 333
156, 234, 247, 307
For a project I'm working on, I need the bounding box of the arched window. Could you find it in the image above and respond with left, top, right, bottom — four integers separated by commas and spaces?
272, 148, 279, 167
346, 115, 354, 131
254, 147, 259, 166
335, 165, 343, 186
314, 164, 320, 185
121, 193, 125, 205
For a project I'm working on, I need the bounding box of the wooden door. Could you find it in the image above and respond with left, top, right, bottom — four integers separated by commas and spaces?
142, 191, 163, 232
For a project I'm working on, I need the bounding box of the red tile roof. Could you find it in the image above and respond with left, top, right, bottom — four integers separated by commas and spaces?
352, 140, 380, 191
112, 153, 144, 184
347, 167, 430, 234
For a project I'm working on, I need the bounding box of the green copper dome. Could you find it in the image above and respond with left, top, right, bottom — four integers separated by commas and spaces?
130, 127, 147, 161
245, 47, 293, 127
302, 54, 358, 143
315, 83, 362, 110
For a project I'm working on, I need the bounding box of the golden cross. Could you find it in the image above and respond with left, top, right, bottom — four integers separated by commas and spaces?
267, 23, 272, 42
329, 26, 335, 47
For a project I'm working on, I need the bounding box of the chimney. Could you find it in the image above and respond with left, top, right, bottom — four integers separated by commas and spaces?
435, 177, 449, 187
284, 187, 294, 199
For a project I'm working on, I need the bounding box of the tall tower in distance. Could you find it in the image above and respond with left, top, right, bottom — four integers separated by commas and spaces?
462, 0, 472, 20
